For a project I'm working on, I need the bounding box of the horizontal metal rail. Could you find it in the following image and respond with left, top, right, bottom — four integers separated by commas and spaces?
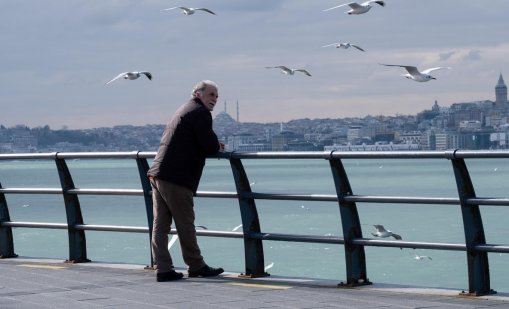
3, 187, 509, 208
1, 149, 509, 161
2, 150, 509, 296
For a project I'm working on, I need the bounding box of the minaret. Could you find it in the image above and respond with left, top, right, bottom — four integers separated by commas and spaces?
495, 73, 507, 108
236, 100, 239, 122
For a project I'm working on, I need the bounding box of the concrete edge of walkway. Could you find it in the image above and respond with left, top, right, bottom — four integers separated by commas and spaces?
4, 256, 509, 303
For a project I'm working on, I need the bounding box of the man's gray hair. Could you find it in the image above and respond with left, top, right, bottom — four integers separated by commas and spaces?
191, 80, 218, 97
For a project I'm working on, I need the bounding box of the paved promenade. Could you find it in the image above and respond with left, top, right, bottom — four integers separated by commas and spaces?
1, 257, 508, 308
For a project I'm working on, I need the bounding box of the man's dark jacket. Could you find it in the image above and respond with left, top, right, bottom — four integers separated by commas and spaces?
148, 97, 220, 193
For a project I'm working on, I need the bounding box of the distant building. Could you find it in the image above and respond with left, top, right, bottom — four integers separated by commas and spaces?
397, 131, 422, 144
271, 131, 302, 151
495, 73, 507, 108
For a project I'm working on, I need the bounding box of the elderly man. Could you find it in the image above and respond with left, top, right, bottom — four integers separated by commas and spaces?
148, 80, 225, 282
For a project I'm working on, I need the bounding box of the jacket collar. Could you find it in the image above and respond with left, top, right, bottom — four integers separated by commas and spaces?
192, 97, 204, 106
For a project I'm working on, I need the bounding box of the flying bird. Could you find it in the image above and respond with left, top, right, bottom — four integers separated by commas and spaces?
371, 225, 402, 240
106, 71, 152, 84
231, 224, 243, 232
168, 234, 179, 250
265, 66, 312, 77
168, 226, 208, 250
379, 64, 451, 82
161, 6, 216, 15
323, 1, 385, 15
414, 253, 432, 260
322, 42, 365, 52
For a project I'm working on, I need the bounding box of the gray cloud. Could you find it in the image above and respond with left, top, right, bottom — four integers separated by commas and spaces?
463, 49, 482, 62
439, 51, 456, 61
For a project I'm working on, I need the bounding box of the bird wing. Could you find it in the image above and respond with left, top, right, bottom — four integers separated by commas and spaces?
168, 235, 179, 249
392, 233, 402, 240
322, 43, 338, 47
348, 3, 363, 9
365, 0, 385, 7
105, 72, 127, 84
160, 6, 179, 11
379, 64, 420, 75
196, 225, 208, 230
322, 3, 351, 12
140, 72, 152, 80
295, 69, 312, 76
196, 8, 216, 15
373, 224, 386, 232
351, 44, 365, 51
421, 67, 450, 74
402, 66, 420, 76
275, 65, 291, 71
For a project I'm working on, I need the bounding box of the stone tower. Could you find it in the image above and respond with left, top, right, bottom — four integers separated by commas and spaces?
495, 73, 507, 108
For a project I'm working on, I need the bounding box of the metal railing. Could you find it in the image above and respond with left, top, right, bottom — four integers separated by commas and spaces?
1, 150, 509, 296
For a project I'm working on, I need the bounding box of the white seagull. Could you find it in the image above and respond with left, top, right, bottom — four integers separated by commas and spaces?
106, 71, 152, 85
231, 224, 243, 232
168, 226, 208, 250
161, 6, 216, 15
371, 225, 402, 240
322, 42, 365, 52
265, 66, 312, 77
323, 1, 385, 15
379, 64, 451, 82
414, 253, 432, 260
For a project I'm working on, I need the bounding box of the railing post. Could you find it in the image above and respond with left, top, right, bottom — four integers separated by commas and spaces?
329, 157, 370, 286
135, 155, 154, 268
228, 157, 267, 277
54, 155, 90, 263
449, 156, 495, 296
0, 181, 17, 258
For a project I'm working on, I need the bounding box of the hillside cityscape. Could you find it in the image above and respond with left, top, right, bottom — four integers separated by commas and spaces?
1, 74, 508, 153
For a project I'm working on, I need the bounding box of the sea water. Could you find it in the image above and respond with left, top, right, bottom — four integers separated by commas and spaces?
1, 157, 509, 292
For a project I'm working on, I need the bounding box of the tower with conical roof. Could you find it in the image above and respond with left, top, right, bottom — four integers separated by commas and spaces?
495, 73, 507, 108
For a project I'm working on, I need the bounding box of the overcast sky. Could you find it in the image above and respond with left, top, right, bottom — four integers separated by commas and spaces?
1, 1, 508, 129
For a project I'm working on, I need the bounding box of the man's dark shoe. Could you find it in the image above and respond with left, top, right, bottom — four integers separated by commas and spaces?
188, 265, 224, 278
157, 270, 184, 282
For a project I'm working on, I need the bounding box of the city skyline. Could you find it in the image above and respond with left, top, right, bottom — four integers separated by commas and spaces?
1, 1, 508, 129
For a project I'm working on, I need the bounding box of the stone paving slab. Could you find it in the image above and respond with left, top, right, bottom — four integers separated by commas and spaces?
1, 257, 508, 309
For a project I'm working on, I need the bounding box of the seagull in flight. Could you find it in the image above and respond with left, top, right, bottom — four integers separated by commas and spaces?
231, 224, 243, 232
414, 253, 432, 260
168, 225, 208, 250
106, 71, 152, 84
379, 64, 451, 82
322, 42, 365, 52
161, 6, 216, 15
371, 225, 402, 240
323, 1, 385, 15
265, 66, 312, 77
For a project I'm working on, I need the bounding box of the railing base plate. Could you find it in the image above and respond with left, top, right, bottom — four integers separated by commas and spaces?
0, 253, 18, 259
238, 272, 270, 278
459, 289, 497, 297
337, 279, 372, 288
65, 258, 91, 264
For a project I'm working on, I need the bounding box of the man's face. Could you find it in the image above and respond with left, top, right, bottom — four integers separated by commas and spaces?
196, 85, 218, 111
